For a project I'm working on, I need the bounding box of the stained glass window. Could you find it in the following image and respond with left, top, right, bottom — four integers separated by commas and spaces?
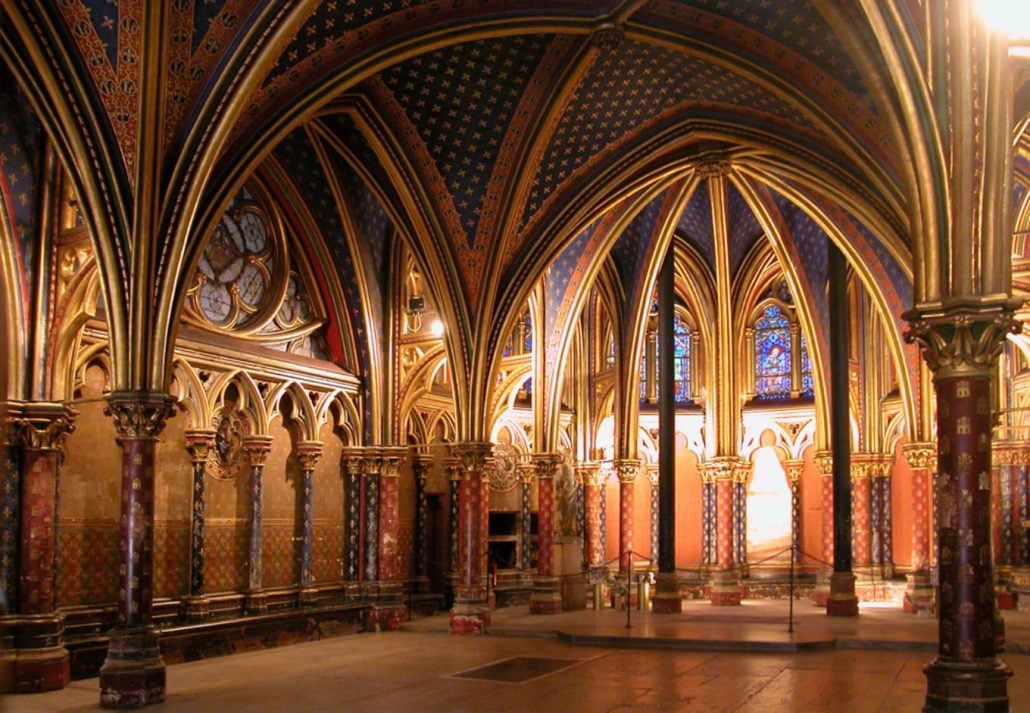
640, 312, 692, 405
755, 304, 792, 400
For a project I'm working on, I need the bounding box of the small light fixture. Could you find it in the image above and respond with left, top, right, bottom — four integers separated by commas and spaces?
430, 319, 445, 337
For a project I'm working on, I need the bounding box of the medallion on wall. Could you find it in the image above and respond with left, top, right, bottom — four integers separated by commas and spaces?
207, 407, 250, 481
490, 444, 521, 492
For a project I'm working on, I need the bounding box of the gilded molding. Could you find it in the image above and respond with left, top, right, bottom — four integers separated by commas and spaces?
904, 302, 1021, 379
104, 393, 175, 440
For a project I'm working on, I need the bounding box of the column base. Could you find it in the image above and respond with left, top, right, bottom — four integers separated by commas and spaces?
529, 575, 562, 615
451, 585, 489, 635
0, 614, 70, 693
709, 569, 742, 606
904, 571, 935, 616
244, 590, 268, 614
364, 604, 408, 631
811, 568, 831, 606
923, 659, 1011, 712
298, 587, 320, 607
826, 572, 859, 617
183, 595, 211, 621
651, 572, 682, 614
99, 626, 165, 709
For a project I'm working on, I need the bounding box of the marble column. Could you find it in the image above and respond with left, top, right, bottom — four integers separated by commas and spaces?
369, 447, 406, 628
647, 465, 659, 564
785, 460, 805, 563
184, 431, 214, 620
614, 459, 639, 577
518, 463, 534, 570
701, 467, 716, 567
340, 450, 363, 599
733, 460, 750, 573
410, 451, 432, 594
2, 403, 75, 693
1, 409, 17, 616
850, 456, 873, 571
709, 457, 741, 605
450, 442, 491, 634
99, 394, 174, 709
530, 452, 562, 614
873, 454, 893, 578
445, 457, 461, 596
580, 463, 604, 568
907, 303, 1017, 709
296, 442, 322, 606
243, 436, 272, 613
362, 448, 381, 589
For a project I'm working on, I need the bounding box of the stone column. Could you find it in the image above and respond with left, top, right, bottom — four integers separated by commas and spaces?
243, 436, 272, 614
99, 393, 174, 709
2, 403, 75, 693
340, 450, 363, 599
903, 442, 935, 613
614, 459, 639, 578
733, 460, 750, 573
785, 460, 805, 563
709, 457, 741, 605
362, 448, 381, 588
580, 464, 603, 568
850, 455, 873, 571
369, 447, 406, 628
701, 466, 715, 567
812, 451, 834, 606
410, 451, 432, 594
1, 408, 18, 616
530, 453, 562, 614
295, 441, 322, 606
647, 465, 659, 563
450, 442, 491, 634
906, 303, 1017, 708
518, 463, 534, 570
183, 431, 214, 620
873, 454, 893, 578
445, 457, 461, 597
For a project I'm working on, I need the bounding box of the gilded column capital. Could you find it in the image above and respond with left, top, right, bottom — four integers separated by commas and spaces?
532, 452, 563, 479
451, 441, 492, 475
379, 446, 406, 478
361, 446, 383, 475
14, 402, 77, 450
992, 442, 1020, 467
613, 458, 641, 483
516, 462, 535, 486
814, 451, 833, 476
184, 430, 215, 464
105, 392, 175, 440
339, 446, 364, 475
785, 459, 805, 483
903, 299, 1021, 379
409, 449, 433, 476
705, 456, 738, 482
902, 442, 936, 470
575, 462, 603, 487
733, 460, 752, 484
296, 441, 323, 471
646, 464, 659, 486
850, 453, 875, 481
243, 435, 273, 466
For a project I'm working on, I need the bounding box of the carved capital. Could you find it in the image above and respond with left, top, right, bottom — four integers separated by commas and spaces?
451, 442, 492, 474
904, 300, 1021, 379
379, 446, 406, 478
409, 450, 433, 478
532, 452, 563, 480
576, 462, 605, 487
362, 446, 383, 476
105, 392, 175, 440
445, 457, 463, 482
705, 456, 738, 482
340, 447, 364, 476
902, 442, 935, 470
733, 461, 752, 484
646, 465, 659, 486
814, 450, 833, 476
785, 460, 805, 483
296, 441, 323, 471
14, 402, 76, 450
184, 430, 216, 464
516, 462, 535, 486
613, 458, 641, 483
243, 435, 273, 467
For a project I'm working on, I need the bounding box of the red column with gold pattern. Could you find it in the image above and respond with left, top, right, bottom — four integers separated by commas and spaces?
903, 442, 935, 613
580, 463, 603, 567
709, 457, 741, 605
99, 394, 174, 709
5, 403, 75, 693
450, 442, 491, 634
530, 453, 562, 614
369, 447, 406, 628
614, 459, 638, 578
851, 457, 873, 570
812, 451, 834, 606
907, 305, 1015, 709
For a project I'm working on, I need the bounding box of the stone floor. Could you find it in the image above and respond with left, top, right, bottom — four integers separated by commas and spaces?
9, 600, 1030, 712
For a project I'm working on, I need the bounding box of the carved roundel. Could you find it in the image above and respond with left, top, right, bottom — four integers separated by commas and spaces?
490, 443, 521, 492
207, 406, 251, 481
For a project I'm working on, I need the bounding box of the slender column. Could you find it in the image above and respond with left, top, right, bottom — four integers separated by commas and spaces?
296, 442, 322, 605
368, 447, 406, 628
902, 443, 935, 613
647, 466, 659, 563
709, 457, 741, 605
701, 468, 715, 566
445, 457, 460, 594
580, 463, 603, 568
876, 455, 894, 578
518, 463, 534, 570
410, 451, 431, 593
243, 436, 272, 613
340, 450, 363, 598
733, 461, 750, 571
644, 327, 658, 404
450, 442, 491, 635
184, 431, 214, 620
851, 456, 873, 570
789, 323, 802, 398
99, 394, 174, 709
907, 304, 1017, 709
363, 449, 381, 586
827, 240, 857, 617
1, 410, 18, 616
785, 460, 805, 561
614, 459, 639, 576
812, 451, 834, 606
529, 452, 562, 614
3, 404, 75, 693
